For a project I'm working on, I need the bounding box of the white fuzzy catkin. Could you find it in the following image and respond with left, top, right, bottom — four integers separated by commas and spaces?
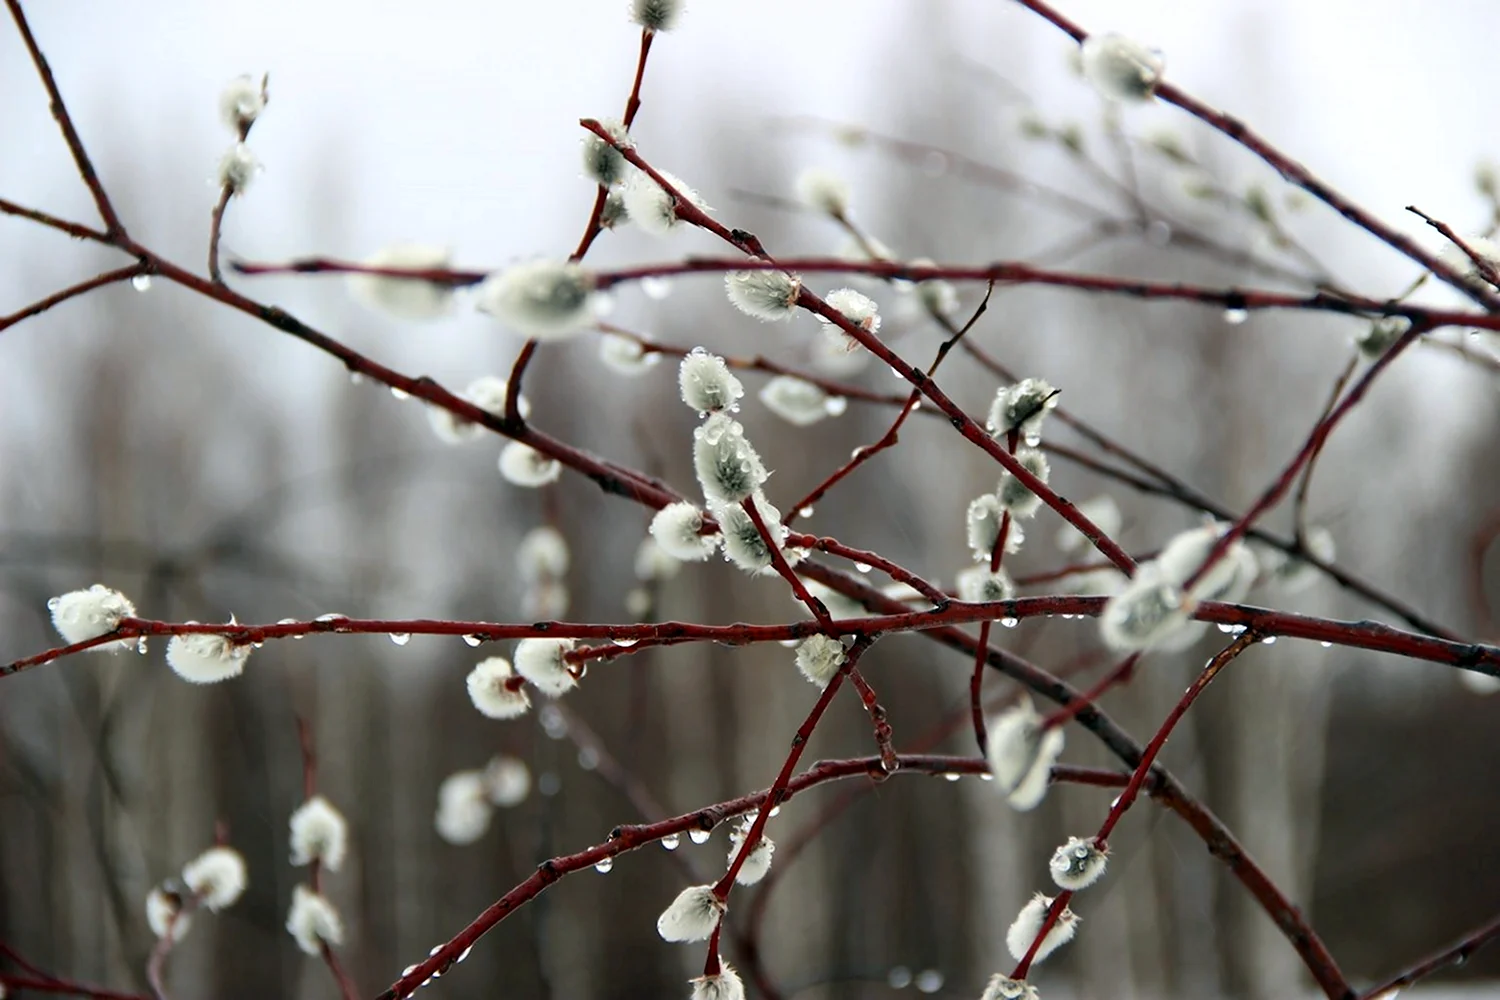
48, 584, 137, 651
818, 288, 881, 343
598, 332, 659, 375
219, 74, 265, 130
1005, 892, 1079, 964
794, 167, 851, 218
650, 502, 719, 561
986, 698, 1065, 811
513, 637, 578, 697
988, 379, 1058, 442
1260, 525, 1335, 594
966, 498, 1026, 564
289, 795, 349, 871
466, 657, 532, 719
794, 634, 846, 688
634, 537, 682, 582
216, 143, 260, 194
484, 755, 532, 807
715, 497, 786, 574
426, 375, 527, 443
980, 975, 1040, 1000
348, 244, 456, 321
998, 449, 1050, 519
1056, 495, 1122, 553
956, 566, 1016, 604
166, 630, 251, 684
522, 580, 569, 622
1098, 563, 1193, 652
631, 0, 681, 31
1156, 523, 1257, 604
435, 769, 493, 844
759, 376, 840, 426
286, 884, 344, 955
694, 414, 767, 505
581, 118, 630, 185
1080, 33, 1164, 102
517, 526, 569, 584
679, 349, 744, 413
728, 828, 775, 885
725, 270, 801, 321
476, 259, 598, 340
600, 189, 628, 229
1049, 836, 1108, 891
1438, 236, 1500, 280
656, 884, 725, 942
498, 442, 562, 487
182, 847, 247, 911
622, 168, 706, 236
146, 886, 192, 942
907, 258, 958, 315
691, 963, 746, 1000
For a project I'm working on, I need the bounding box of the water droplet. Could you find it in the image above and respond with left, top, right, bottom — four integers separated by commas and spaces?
349, 372, 366, 385
888, 966, 913, 989
389, 632, 411, 646
577, 747, 599, 771
855, 562, 872, 574
768, 805, 781, 817
943, 772, 961, 782
538, 771, 561, 796
798, 506, 815, 518
915, 969, 944, 994
136, 636, 149, 654
1320, 641, 1332, 648
390, 386, 411, 401
462, 634, 482, 647
428, 945, 443, 957
1000, 617, 1018, 628
661, 833, 681, 851
979, 772, 994, 782
457, 946, 473, 964
1261, 636, 1277, 645
689, 828, 712, 845
824, 396, 848, 416
403, 965, 417, 977
1217, 623, 1235, 633
1223, 308, 1248, 325
641, 276, 673, 300
1024, 432, 1042, 447
1145, 220, 1172, 246
910, 399, 922, 411
594, 856, 614, 873
131, 274, 152, 292
611, 636, 638, 647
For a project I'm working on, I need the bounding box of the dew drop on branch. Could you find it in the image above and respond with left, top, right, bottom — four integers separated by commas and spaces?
661, 833, 681, 851
593, 856, 614, 873
1223, 308, 1248, 325
688, 828, 712, 845
390, 386, 411, 400
462, 634, 482, 647
641, 276, 673, 300
131, 275, 152, 292
389, 632, 411, 646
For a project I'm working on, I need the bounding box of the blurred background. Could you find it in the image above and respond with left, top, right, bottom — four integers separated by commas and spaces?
3, 1, 1500, 997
